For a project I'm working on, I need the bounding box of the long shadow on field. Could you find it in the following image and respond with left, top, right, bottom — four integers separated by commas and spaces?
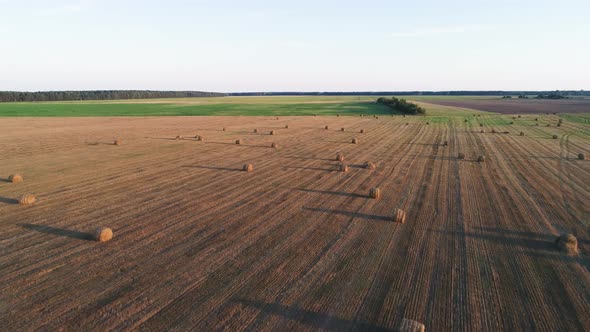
408, 154, 457, 162
182, 165, 241, 172
84, 141, 118, 146
289, 188, 366, 198
282, 156, 334, 162
205, 142, 269, 148
0, 178, 11, 183
433, 228, 555, 252
283, 166, 334, 172
304, 207, 390, 222
19, 223, 93, 240
147, 137, 190, 141
477, 226, 554, 240
0, 196, 19, 204
238, 299, 390, 331
480, 226, 590, 248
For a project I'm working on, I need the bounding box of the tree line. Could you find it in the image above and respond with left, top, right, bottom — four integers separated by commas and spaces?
0, 90, 225, 102
376, 97, 426, 115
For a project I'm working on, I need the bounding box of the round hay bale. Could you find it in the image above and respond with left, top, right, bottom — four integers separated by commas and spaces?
426, 122, 430, 125
337, 114, 340, 117
271, 142, 278, 149
19, 194, 36, 205
546, 124, 550, 127
94, 227, 113, 242
393, 208, 406, 223
557, 123, 561, 127
196, 135, 204, 142
270, 130, 276, 135
491, 129, 496, 134
114, 139, 122, 146
176, 136, 182, 140
8, 174, 23, 183
464, 119, 468, 122
555, 234, 578, 255
338, 163, 349, 172
243, 163, 253, 172
406, 123, 409, 125
222, 127, 227, 131
254, 129, 259, 133
443, 141, 448, 146
518, 115, 521, 118
369, 187, 381, 199
285, 125, 289, 129
457, 153, 465, 160
325, 125, 329, 129
341, 128, 345, 132
512, 116, 517, 120
535, 118, 538, 121
480, 130, 484, 133
558, 118, 563, 123
365, 161, 377, 169
509, 121, 514, 125
352, 138, 358, 144
376, 116, 379, 119
477, 155, 486, 162
552, 135, 558, 139
479, 123, 483, 127
235, 139, 242, 145
578, 153, 585, 160
398, 318, 425, 332
520, 132, 525, 136
336, 152, 345, 162
360, 129, 365, 133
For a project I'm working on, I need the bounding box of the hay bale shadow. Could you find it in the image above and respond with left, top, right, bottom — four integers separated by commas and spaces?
304, 207, 390, 222
182, 165, 241, 172
19, 223, 93, 240
282, 156, 333, 161
289, 188, 366, 198
237, 299, 389, 331
283, 166, 333, 172
0, 196, 19, 204
0, 178, 10, 183
84, 141, 116, 146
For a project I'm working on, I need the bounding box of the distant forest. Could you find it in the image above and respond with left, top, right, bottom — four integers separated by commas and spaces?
1, 90, 588, 103
0, 90, 225, 102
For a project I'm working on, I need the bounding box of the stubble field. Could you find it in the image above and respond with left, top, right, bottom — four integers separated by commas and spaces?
1, 112, 589, 331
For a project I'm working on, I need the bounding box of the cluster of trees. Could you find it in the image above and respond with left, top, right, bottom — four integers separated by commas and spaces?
0, 90, 225, 102
376, 97, 426, 115
535, 94, 567, 99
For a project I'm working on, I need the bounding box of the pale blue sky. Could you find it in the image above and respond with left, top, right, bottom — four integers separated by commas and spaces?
1, 0, 589, 92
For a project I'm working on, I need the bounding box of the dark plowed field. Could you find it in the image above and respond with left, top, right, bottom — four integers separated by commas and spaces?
414, 98, 590, 115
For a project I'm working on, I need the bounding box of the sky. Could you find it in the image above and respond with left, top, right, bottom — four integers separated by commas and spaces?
0, 0, 589, 92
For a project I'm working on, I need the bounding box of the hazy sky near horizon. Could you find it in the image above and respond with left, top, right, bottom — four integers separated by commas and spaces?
1, 0, 589, 92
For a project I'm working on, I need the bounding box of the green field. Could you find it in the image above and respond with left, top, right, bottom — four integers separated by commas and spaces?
0, 96, 398, 117
0, 95, 495, 117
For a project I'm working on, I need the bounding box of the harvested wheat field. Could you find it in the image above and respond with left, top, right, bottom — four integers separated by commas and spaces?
1, 114, 589, 331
